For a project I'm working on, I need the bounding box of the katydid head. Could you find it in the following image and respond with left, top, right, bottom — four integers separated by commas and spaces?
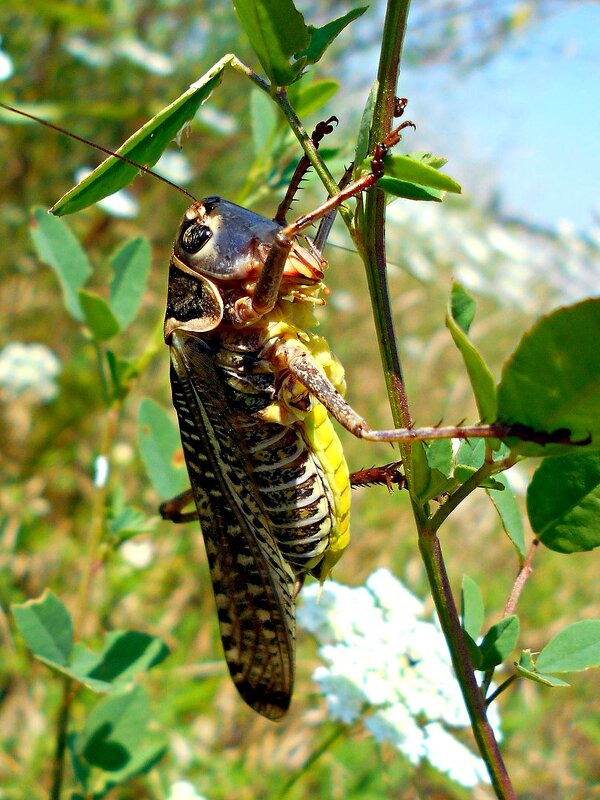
166, 197, 328, 338
172, 198, 281, 281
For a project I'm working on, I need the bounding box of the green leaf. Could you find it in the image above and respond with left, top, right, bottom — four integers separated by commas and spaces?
297, 7, 368, 65
68, 734, 91, 791
461, 575, 485, 640
108, 238, 151, 329
426, 439, 453, 478
478, 615, 520, 670
354, 80, 378, 172
487, 473, 526, 557
79, 290, 121, 341
456, 438, 485, 469
291, 78, 339, 118
71, 631, 170, 684
51, 55, 233, 215
98, 742, 167, 793
78, 685, 150, 771
106, 351, 137, 401
536, 620, 600, 673
527, 451, 600, 553
137, 399, 188, 499
30, 208, 92, 320
515, 658, 571, 687
360, 153, 462, 194
233, 0, 309, 86
446, 282, 497, 422
497, 299, 600, 456
12, 590, 73, 666
377, 177, 443, 202
449, 279, 476, 333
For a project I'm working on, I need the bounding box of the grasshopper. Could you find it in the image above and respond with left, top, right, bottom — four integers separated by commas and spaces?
2, 100, 555, 720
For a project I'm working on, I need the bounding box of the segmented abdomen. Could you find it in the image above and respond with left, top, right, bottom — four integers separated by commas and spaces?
235, 415, 336, 572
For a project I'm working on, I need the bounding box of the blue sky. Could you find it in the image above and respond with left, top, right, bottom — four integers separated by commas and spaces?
402, 3, 600, 232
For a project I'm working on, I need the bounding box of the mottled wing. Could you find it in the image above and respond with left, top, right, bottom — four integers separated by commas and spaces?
169, 330, 296, 719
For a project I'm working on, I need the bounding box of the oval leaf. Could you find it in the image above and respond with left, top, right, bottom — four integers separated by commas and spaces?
461, 575, 485, 641
478, 615, 520, 671
52, 55, 233, 215
527, 450, 600, 553
30, 208, 92, 320
536, 620, 600, 673
108, 238, 151, 330
12, 590, 73, 667
79, 290, 121, 341
497, 299, 600, 455
137, 398, 187, 499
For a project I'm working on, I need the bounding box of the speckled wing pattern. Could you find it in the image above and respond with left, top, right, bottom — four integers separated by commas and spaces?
169, 330, 296, 720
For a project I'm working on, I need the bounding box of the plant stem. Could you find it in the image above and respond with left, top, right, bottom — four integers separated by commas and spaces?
50, 401, 121, 799
362, 1, 516, 797
504, 538, 539, 616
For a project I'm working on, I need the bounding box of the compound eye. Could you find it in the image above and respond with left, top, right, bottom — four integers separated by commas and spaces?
180, 223, 212, 254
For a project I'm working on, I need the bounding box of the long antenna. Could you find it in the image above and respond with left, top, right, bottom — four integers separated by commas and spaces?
0, 100, 199, 203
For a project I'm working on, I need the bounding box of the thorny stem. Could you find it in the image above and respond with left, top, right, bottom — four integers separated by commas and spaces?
233, 29, 517, 799
359, 1, 517, 798
51, 401, 121, 800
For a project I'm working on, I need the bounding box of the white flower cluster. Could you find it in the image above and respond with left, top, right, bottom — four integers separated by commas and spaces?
0, 342, 61, 403
166, 781, 207, 800
298, 569, 501, 788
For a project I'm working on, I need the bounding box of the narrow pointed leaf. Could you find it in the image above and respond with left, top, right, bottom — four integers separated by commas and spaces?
360, 153, 461, 194
378, 178, 444, 202
297, 7, 368, 65
52, 55, 233, 215
447, 282, 497, 422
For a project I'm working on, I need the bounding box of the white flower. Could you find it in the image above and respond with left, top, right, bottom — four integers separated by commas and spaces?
0, 342, 61, 403
0, 37, 14, 81
120, 539, 155, 569
166, 781, 207, 800
299, 569, 502, 788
